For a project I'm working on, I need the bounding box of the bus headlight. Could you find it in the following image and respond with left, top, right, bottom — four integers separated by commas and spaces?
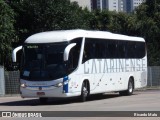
55, 83, 63, 87
21, 83, 27, 88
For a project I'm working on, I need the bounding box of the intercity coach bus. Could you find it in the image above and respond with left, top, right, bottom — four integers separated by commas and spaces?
12, 29, 147, 103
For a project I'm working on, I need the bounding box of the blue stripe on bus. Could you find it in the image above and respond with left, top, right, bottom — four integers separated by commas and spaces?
63, 76, 68, 93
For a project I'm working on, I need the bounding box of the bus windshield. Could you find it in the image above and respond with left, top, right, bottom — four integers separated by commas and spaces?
21, 42, 68, 81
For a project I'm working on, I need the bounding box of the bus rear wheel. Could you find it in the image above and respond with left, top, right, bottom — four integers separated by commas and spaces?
119, 78, 134, 96
80, 82, 89, 102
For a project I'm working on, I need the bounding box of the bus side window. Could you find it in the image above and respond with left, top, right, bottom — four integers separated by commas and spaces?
68, 38, 82, 73
95, 40, 106, 59
107, 40, 117, 58
126, 42, 136, 58
135, 42, 145, 58
82, 39, 95, 63
118, 41, 126, 58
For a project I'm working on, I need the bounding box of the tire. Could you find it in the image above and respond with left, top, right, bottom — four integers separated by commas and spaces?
119, 78, 134, 96
127, 79, 134, 95
80, 82, 89, 102
39, 97, 48, 104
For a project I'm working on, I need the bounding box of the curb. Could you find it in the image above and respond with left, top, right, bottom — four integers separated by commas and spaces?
136, 87, 160, 91
0, 94, 20, 97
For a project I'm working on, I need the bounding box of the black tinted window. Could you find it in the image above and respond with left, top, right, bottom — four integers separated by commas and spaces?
68, 38, 82, 73
82, 38, 146, 63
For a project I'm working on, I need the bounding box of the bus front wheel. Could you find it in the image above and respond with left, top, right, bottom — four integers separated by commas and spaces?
80, 82, 89, 102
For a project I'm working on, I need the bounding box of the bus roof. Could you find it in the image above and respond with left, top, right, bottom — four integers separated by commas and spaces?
25, 29, 145, 43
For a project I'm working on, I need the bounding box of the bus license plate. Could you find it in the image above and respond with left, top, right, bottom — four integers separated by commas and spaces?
37, 92, 45, 96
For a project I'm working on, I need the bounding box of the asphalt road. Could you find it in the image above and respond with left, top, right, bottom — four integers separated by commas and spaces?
0, 90, 160, 120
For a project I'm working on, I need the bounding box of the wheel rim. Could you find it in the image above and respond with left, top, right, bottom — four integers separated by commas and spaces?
129, 82, 133, 93
83, 85, 88, 97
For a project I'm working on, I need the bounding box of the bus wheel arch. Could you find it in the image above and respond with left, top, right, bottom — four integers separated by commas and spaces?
128, 76, 134, 95
119, 76, 134, 96
80, 79, 90, 102
130, 76, 135, 89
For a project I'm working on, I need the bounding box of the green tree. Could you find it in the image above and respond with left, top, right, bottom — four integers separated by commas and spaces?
10, 0, 90, 43
96, 10, 112, 31
135, 0, 160, 65
109, 12, 129, 34
0, 0, 15, 68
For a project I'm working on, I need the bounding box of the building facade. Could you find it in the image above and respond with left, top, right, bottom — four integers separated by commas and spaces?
91, 0, 108, 10
107, 0, 124, 12
124, 0, 146, 13
91, 0, 146, 12
131, 0, 146, 12
70, 0, 145, 13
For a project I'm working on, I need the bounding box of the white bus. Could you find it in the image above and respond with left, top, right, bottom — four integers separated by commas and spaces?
12, 29, 147, 103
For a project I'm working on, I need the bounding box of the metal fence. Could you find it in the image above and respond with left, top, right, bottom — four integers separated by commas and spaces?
5, 71, 20, 94
0, 66, 5, 96
147, 66, 160, 87
0, 66, 160, 95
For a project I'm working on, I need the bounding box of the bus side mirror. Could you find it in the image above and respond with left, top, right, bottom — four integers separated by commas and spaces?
12, 46, 22, 70
12, 46, 22, 62
64, 43, 76, 61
